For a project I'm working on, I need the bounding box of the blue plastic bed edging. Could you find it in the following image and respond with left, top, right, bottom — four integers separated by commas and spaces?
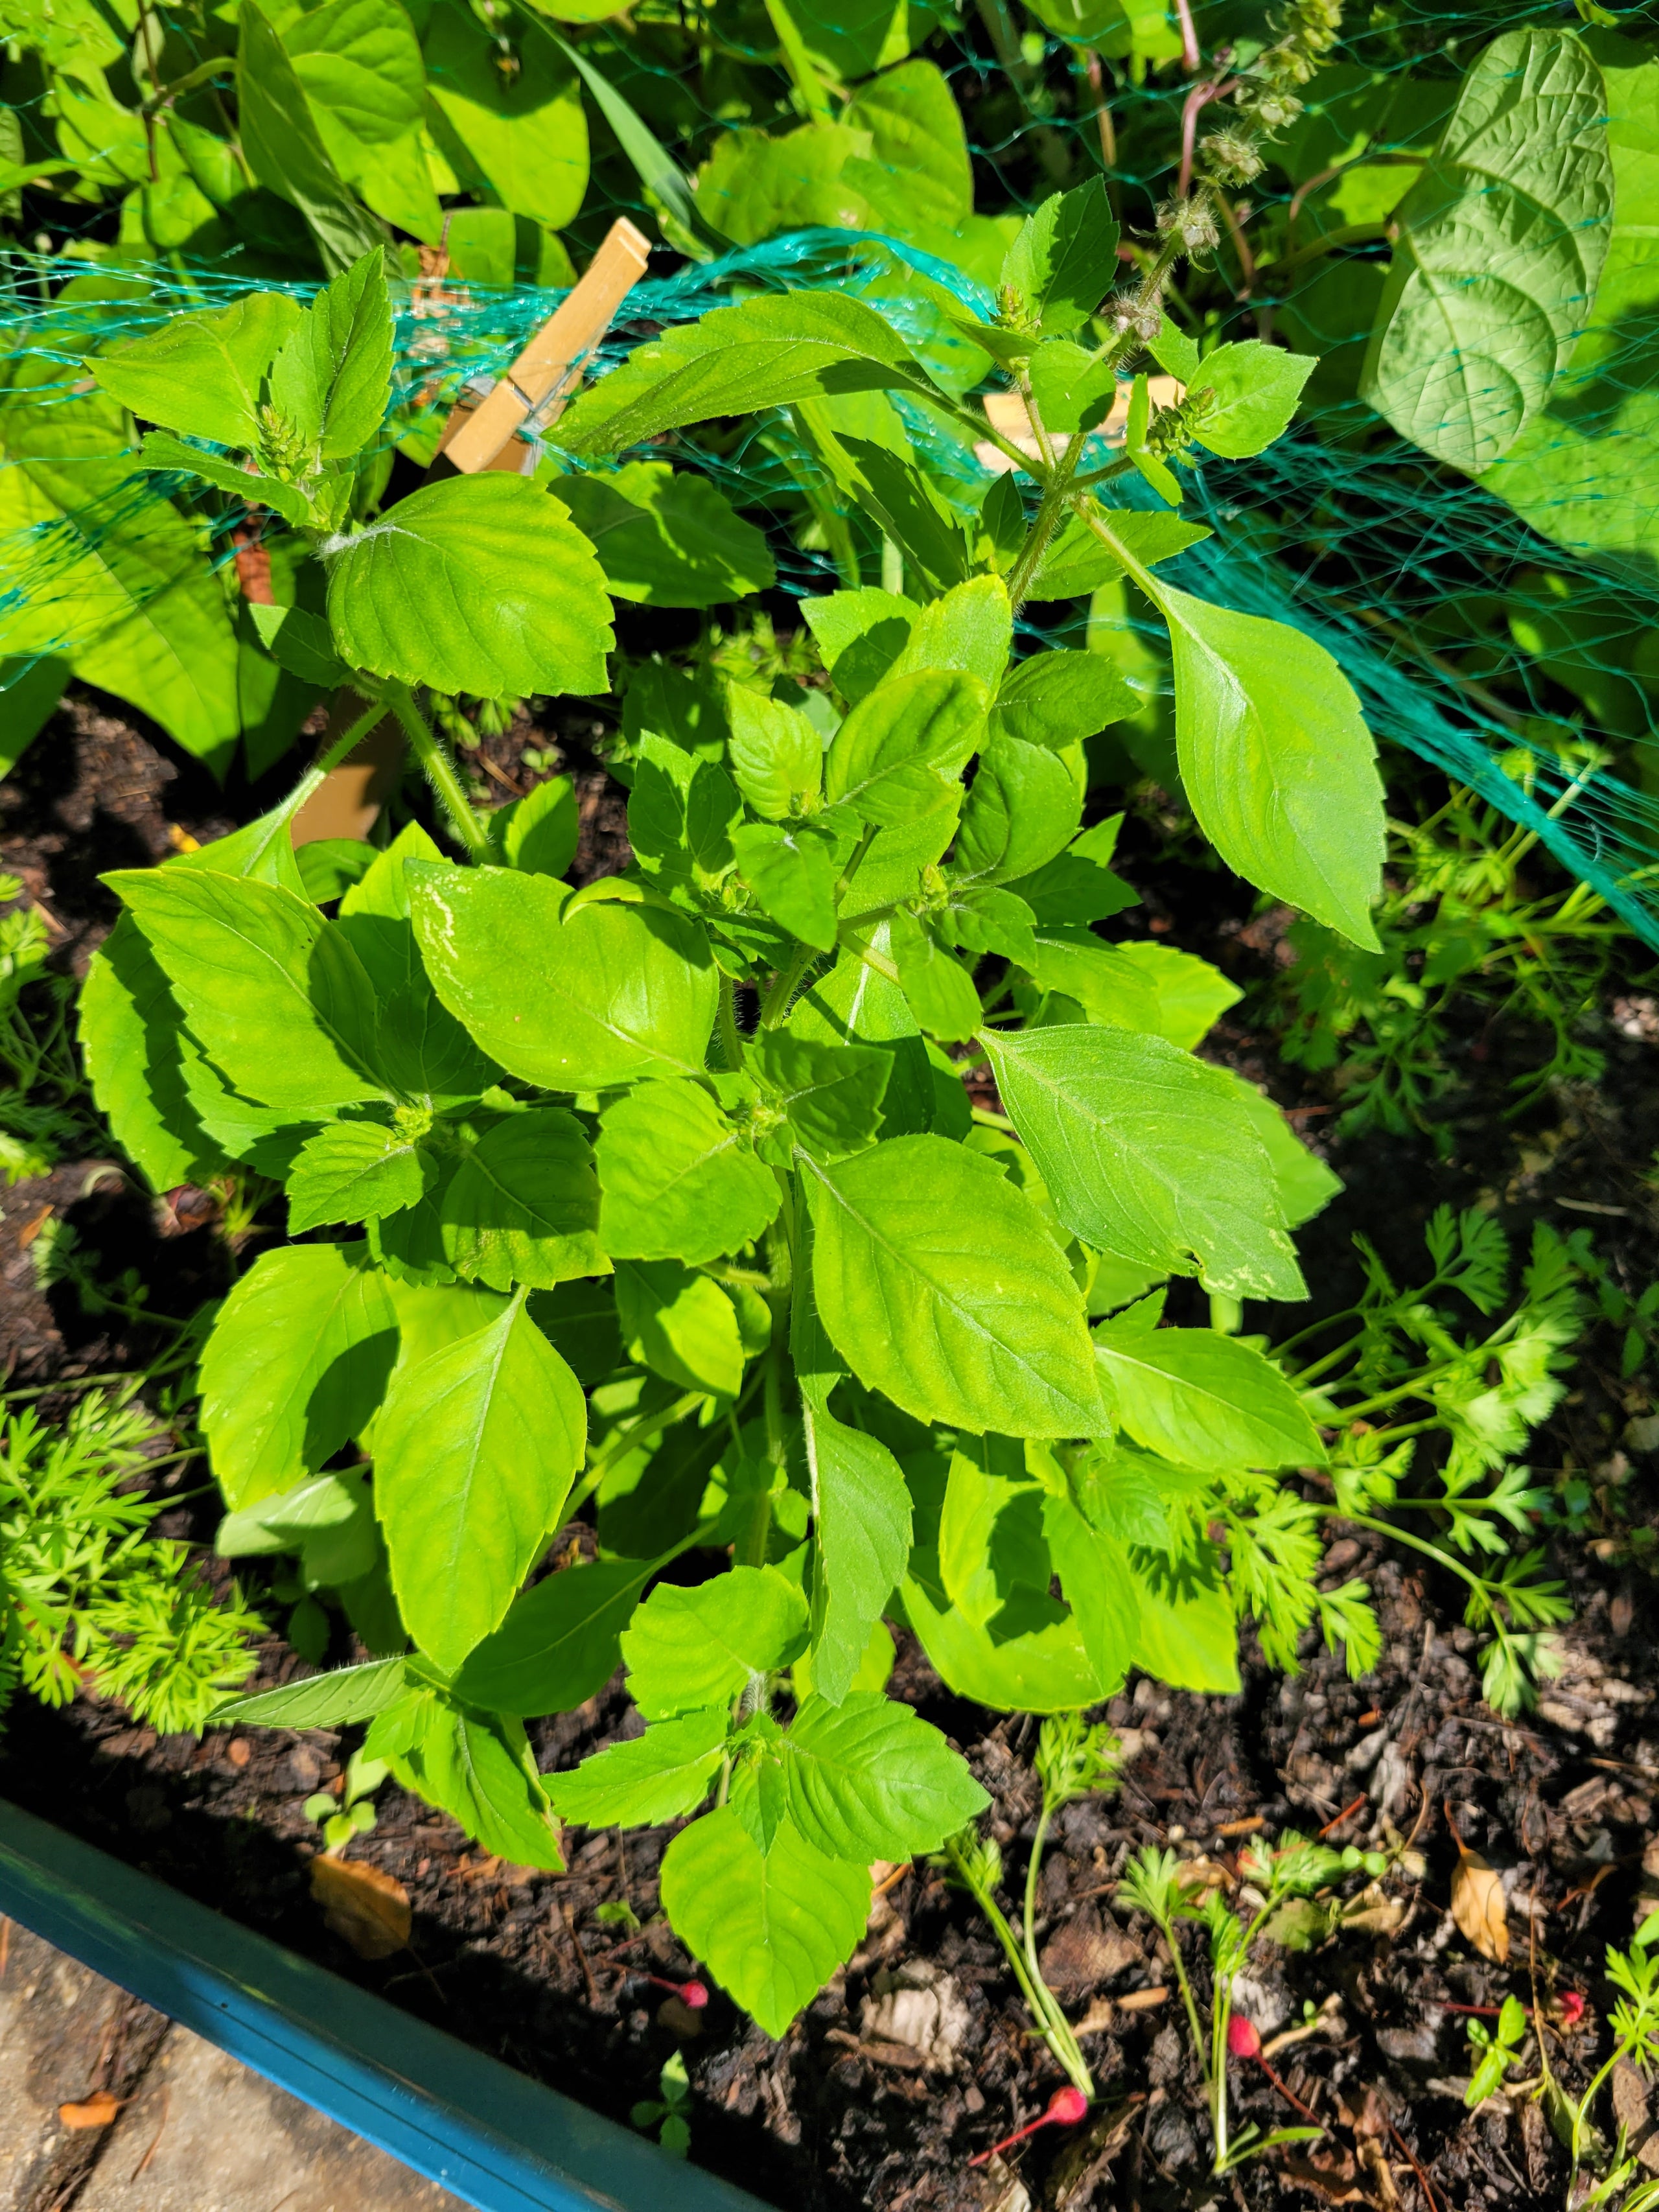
0, 1796, 769, 2212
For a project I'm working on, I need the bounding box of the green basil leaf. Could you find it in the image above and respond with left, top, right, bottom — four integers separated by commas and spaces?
799, 422, 971, 594
559, 292, 936, 458
213, 1656, 410, 1729
889, 575, 1012, 690
1040, 1493, 1139, 1694
557, 461, 775, 608
800, 1133, 1108, 1436
1361, 27, 1613, 472
89, 291, 301, 447
410, 865, 717, 1089
1027, 336, 1119, 434
267, 246, 393, 465
200, 1242, 399, 1508
1024, 928, 1161, 1030
1026, 507, 1211, 602
551, 1708, 728, 1830
943, 885, 1039, 970
1001, 177, 1120, 336
800, 586, 917, 703
825, 668, 987, 827
953, 732, 1081, 883
658, 1807, 869, 2038
888, 909, 983, 1043
452, 1553, 659, 1717
375, 1290, 586, 1670
400, 1703, 564, 1869
726, 686, 823, 821
614, 1259, 745, 1397
597, 1078, 780, 1266
750, 1031, 889, 1159
1187, 340, 1316, 460
982, 1025, 1303, 1301
138, 433, 312, 528
786, 928, 934, 1137
621, 1564, 809, 1719
288, 1119, 431, 1233
783, 1691, 988, 1859
802, 1397, 911, 1706
325, 476, 613, 697
730, 821, 839, 950
1219, 1070, 1342, 1230
1109, 940, 1242, 1049
992, 648, 1138, 749
248, 600, 350, 683
903, 1554, 1102, 1711
440, 1110, 606, 1290
492, 774, 579, 880
78, 916, 222, 1193
1094, 1321, 1325, 1471
1132, 1548, 1240, 1692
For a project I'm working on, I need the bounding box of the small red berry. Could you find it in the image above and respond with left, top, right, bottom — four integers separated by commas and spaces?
1227, 2015, 1262, 2059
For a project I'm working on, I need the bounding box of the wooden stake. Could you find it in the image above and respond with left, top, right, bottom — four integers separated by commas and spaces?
288, 217, 651, 846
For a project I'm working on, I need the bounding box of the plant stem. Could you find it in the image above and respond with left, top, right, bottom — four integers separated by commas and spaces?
718, 972, 745, 1071
760, 942, 818, 1029
384, 681, 491, 861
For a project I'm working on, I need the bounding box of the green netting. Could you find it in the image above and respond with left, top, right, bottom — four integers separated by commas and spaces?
3, 0, 1658, 938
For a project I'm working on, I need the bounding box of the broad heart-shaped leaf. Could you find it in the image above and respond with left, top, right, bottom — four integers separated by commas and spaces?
621, 1565, 809, 1720
992, 649, 1137, 748
802, 1397, 911, 1705
106, 867, 387, 1113
285, 0, 424, 147
614, 1260, 745, 1397
1094, 1321, 1325, 1472
423, 1, 586, 229
597, 1078, 780, 1266
452, 1553, 663, 1717
558, 292, 936, 458
89, 292, 302, 448
375, 1291, 586, 1670
268, 248, 393, 465
550, 1708, 729, 1830
78, 916, 221, 1193
288, 1119, 430, 1233
399, 1704, 563, 1870
1130, 569, 1384, 950
1001, 177, 1120, 337
730, 822, 839, 951
1361, 27, 1613, 474
409, 865, 717, 1090
825, 669, 988, 827
981, 1026, 1304, 1303
752, 1031, 890, 1160
440, 1110, 607, 1290
800, 1134, 1109, 1437
324, 476, 613, 697
554, 462, 775, 609
200, 1242, 399, 1508
1187, 341, 1316, 460
726, 686, 822, 821
659, 1806, 870, 2038
238, 0, 383, 274
214, 1656, 410, 1729
783, 1692, 988, 1860
1041, 1493, 1139, 1695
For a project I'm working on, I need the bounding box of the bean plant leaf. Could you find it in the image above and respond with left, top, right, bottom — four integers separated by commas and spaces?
238, 0, 384, 272
621, 1565, 809, 1719
441, 1110, 607, 1290
551, 1708, 729, 1830
800, 1134, 1109, 1436
409, 865, 717, 1090
1361, 27, 1614, 472
783, 1692, 988, 1859
1094, 1322, 1326, 1471
325, 477, 614, 697
802, 1398, 912, 1705
559, 293, 937, 457
658, 1806, 870, 2038
107, 867, 387, 1112
375, 1292, 587, 1670
423, 2, 587, 229
980, 1025, 1305, 1301
597, 1078, 780, 1265
200, 1242, 399, 1508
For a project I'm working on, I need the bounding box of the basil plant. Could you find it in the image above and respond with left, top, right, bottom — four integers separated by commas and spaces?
81, 185, 1387, 2036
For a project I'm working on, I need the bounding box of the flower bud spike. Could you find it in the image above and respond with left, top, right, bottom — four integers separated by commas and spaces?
968, 2086, 1089, 2169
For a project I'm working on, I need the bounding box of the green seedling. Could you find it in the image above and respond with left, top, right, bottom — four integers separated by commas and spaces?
305, 1747, 389, 1854
631, 2049, 693, 2158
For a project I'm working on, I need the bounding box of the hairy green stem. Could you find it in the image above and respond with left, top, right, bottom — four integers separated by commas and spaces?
718, 972, 745, 1071
760, 942, 818, 1029
384, 681, 491, 860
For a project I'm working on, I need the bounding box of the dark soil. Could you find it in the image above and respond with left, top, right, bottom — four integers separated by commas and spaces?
6, 690, 1659, 2212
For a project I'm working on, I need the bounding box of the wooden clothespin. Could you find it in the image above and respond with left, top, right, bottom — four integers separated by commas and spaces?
290, 216, 652, 847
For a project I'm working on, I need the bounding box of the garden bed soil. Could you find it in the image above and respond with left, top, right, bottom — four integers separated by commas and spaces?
5, 690, 1659, 2212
